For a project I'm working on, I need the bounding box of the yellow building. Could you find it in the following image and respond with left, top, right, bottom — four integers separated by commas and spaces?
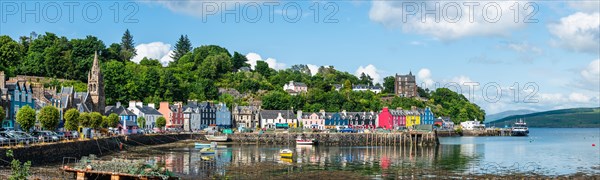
405, 110, 421, 128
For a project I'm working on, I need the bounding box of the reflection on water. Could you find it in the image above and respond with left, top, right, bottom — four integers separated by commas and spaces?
114, 128, 598, 178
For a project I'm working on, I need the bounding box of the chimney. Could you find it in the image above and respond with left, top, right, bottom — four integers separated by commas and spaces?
129, 101, 136, 108
135, 101, 143, 107
0, 71, 5, 90
411, 106, 417, 111
116, 102, 121, 108
148, 103, 155, 109
160, 102, 169, 110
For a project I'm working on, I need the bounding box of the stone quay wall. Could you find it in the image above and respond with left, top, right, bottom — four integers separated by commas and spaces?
228, 132, 438, 146
0, 134, 199, 166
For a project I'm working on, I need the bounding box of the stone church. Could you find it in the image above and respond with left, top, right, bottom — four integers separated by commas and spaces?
41, 52, 105, 114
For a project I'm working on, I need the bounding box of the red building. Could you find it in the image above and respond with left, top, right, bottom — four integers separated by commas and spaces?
378, 107, 406, 130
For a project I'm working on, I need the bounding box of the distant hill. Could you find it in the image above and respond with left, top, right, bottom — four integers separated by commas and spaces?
485, 109, 537, 123
488, 107, 600, 128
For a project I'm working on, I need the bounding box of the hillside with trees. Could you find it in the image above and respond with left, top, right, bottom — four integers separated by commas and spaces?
0, 31, 486, 124
489, 107, 600, 128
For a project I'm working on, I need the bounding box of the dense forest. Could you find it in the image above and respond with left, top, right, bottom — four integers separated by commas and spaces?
0, 30, 486, 123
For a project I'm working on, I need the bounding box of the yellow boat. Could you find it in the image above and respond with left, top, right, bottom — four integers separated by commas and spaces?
280, 149, 293, 158
200, 147, 215, 154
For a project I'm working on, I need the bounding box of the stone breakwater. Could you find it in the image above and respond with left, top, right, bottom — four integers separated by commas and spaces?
228, 132, 438, 146
0, 134, 200, 166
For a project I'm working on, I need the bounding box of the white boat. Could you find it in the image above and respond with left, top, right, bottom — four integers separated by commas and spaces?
280, 149, 293, 158
194, 143, 211, 148
200, 147, 215, 154
206, 135, 228, 142
295, 136, 317, 145
511, 119, 529, 136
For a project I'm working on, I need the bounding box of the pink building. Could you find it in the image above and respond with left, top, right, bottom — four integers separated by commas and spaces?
378, 107, 406, 130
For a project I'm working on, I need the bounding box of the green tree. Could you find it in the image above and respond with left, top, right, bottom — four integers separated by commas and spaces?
107, 113, 120, 128
343, 80, 352, 91
63, 109, 80, 131
79, 112, 91, 128
0, 107, 5, 122
383, 76, 395, 94
37, 106, 60, 130
171, 35, 192, 62
156, 117, 166, 130
137, 116, 146, 129
90, 112, 103, 129
6, 150, 31, 180
255, 61, 272, 78
15, 105, 35, 132
231, 51, 249, 70
120, 29, 136, 61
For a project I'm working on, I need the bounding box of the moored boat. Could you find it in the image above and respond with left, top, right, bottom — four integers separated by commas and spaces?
200, 147, 215, 154
280, 149, 293, 158
511, 119, 529, 136
295, 136, 317, 145
194, 143, 211, 148
206, 135, 228, 142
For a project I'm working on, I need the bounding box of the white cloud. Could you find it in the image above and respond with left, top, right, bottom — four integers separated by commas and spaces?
581, 59, 600, 84
306, 64, 319, 76
369, 1, 529, 40
548, 12, 600, 54
149, 0, 254, 17
245, 52, 286, 70
417, 68, 434, 87
569, 92, 591, 103
355, 64, 382, 84
568, 1, 600, 13
505, 42, 543, 55
133, 42, 173, 66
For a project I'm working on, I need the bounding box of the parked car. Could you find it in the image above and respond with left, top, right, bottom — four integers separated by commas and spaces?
2, 131, 32, 144
31, 131, 60, 142
0, 132, 15, 145
10, 131, 39, 143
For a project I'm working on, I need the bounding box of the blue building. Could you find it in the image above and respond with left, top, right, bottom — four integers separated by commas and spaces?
325, 112, 349, 129
1, 80, 36, 130
216, 103, 232, 128
420, 107, 435, 125
105, 102, 138, 134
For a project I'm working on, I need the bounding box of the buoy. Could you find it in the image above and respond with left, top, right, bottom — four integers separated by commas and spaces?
593, 144, 596, 147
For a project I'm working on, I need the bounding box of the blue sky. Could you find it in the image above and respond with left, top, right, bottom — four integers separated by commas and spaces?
1, 0, 599, 114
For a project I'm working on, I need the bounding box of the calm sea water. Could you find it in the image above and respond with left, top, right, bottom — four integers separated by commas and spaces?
107, 128, 600, 178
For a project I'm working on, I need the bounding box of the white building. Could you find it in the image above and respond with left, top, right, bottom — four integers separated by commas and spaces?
259, 110, 297, 129
352, 85, 382, 94
283, 81, 308, 95
127, 101, 163, 129
460, 120, 484, 130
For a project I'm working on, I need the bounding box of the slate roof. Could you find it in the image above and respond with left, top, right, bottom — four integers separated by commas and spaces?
139, 106, 162, 115
105, 105, 136, 116
260, 110, 296, 119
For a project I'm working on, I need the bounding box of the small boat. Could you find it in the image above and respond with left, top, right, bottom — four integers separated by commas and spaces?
511, 119, 529, 136
280, 149, 293, 158
201, 156, 214, 161
194, 143, 211, 148
206, 135, 228, 142
295, 136, 317, 145
200, 147, 215, 154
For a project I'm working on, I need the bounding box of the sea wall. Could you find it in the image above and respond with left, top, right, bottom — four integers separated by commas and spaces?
228, 132, 438, 146
462, 129, 512, 136
0, 134, 199, 166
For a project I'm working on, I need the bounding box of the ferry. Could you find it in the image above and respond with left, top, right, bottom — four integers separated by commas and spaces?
295, 136, 317, 145
511, 119, 529, 136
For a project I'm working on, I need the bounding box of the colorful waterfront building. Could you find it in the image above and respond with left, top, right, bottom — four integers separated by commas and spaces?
297, 110, 325, 130
420, 107, 435, 125
216, 103, 232, 129
1, 80, 36, 129
390, 109, 406, 129
105, 102, 138, 134
405, 107, 421, 128
259, 110, 296, 129
324, 112, 348, 129
378, 107, 393, 129
347, 111, 377, 129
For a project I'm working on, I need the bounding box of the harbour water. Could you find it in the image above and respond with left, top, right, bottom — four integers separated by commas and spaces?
21, 128, 600, 179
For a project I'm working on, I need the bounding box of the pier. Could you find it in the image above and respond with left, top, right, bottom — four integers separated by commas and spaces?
227, 132, 439, 146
